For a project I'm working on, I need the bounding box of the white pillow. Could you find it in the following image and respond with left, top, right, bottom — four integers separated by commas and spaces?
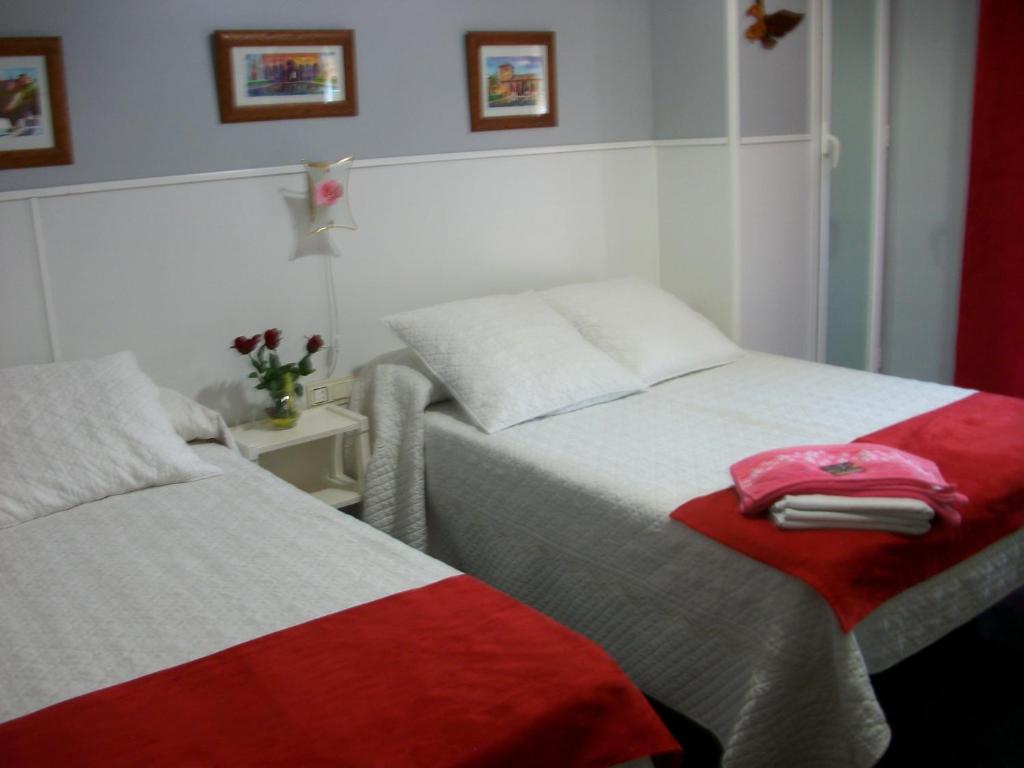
158, 387, 236, 450
542, 277, 744, 386
0, 352, 221, 529
384, 293, 643, 433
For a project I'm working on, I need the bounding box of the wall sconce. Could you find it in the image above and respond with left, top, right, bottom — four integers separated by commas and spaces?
305, 156, 357, 235
302, 156, 358, 377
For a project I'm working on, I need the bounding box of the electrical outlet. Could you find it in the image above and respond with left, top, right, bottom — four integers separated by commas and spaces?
306, 375, 355, 408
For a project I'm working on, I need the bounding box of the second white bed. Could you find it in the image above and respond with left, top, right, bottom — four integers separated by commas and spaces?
409, 353, 1024, 768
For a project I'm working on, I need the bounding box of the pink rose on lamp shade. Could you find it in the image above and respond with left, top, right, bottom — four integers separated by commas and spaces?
314, 179, 344, 207
305, 157, 356, 234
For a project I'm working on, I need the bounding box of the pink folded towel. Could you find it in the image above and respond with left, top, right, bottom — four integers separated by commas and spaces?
730, 443, 968, 525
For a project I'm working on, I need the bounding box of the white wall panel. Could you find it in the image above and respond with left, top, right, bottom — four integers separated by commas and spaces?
738, 141, 817, 359
38, 178, 329, 425
0, 201, 52, 367
656, 144, 735, 336
2, 146, 658, 424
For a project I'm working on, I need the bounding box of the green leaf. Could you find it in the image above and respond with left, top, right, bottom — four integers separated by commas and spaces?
247, 372, 257, 378
294, 382, 304, 396
269, 353, 281, 369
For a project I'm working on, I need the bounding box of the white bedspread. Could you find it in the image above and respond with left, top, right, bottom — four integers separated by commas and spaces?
353, 348, 450, 551
357, 351, 1024, 768
1, 442, 455, 722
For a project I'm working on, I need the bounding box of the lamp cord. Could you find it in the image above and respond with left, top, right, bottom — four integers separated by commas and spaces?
323, 254, 341, 378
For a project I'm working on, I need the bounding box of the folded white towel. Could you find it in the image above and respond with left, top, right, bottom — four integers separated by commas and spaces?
769, 495, 934, 535
770, 507, 931, 536
772, 495, 935, 521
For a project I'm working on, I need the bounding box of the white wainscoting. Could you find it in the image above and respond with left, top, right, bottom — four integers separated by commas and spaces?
0, 143, 658, 424
0, 199, 51, 367
655, 142, 735, 337
737, 139, 817, 360
655, 138, 818, 361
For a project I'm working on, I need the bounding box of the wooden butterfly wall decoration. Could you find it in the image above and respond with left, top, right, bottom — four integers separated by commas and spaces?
745, 0, 805, 49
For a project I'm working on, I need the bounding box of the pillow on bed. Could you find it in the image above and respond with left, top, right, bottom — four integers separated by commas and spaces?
158, 387, 235, 449
384, 293, 644, 433
0, 352, 221, 529
542, 277, 744, 386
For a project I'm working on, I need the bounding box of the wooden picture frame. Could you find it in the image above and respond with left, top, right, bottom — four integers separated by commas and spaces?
465, 31, 557, 132
0, 37, 73, 170
213, 30, 358, 123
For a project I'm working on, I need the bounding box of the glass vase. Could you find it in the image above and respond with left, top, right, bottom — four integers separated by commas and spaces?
266, 373, 300, 429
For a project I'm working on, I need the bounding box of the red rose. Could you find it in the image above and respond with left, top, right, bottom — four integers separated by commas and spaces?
306, 334, 324, 354
231, 334, 261, 355
263, 328, 282, 350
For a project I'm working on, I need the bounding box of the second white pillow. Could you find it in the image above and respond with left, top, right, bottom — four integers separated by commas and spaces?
542, 277, 744, 386
384, 292, 643, 433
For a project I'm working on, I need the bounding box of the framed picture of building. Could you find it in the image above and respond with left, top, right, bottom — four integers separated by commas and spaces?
213, 30, 357, 123
0, 37, 73, 170
465, 31, 557, 132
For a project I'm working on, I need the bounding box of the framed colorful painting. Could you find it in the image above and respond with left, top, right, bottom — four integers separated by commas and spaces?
0, 37, 72, 170
465, 31, 557, 132
213, 30, 357, 123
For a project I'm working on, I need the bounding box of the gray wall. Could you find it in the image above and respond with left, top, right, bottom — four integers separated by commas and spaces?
739, 0, 810, 137
651, 0, 726, 139
650, 0, 812, 140
0, 0, 654, 192
882, 0, 978, 383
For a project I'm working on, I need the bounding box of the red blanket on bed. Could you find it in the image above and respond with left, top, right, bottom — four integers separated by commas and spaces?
671, 392, 1024, 631
0, 575, 680, 768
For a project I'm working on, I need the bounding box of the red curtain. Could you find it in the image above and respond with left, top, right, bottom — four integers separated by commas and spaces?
954, 0, 1024, 398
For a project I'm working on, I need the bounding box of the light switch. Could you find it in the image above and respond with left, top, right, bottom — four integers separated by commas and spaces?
310, 385, 329, 405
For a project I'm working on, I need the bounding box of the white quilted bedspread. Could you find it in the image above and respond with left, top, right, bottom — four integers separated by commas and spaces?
0, 443, 455, 722
358, 352, 1024, 768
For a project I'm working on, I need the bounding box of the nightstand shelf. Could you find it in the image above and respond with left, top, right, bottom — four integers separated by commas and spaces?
311, 486, 362, 508
230, 404, 369, 510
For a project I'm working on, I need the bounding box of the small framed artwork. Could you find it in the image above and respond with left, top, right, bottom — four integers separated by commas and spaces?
465, 31, 557, 132
213, 30, 357, 123
0, 37, 73, 170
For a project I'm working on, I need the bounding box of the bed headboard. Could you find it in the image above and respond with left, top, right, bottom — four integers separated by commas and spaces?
0, 145, 658, 424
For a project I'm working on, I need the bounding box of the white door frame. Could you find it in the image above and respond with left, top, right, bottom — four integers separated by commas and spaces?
865, 0, 891, 372
814, 0, 832, 362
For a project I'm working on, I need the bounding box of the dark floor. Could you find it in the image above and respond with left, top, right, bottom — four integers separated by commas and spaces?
873, 587, 1024, 768
650, 587, 1024, 767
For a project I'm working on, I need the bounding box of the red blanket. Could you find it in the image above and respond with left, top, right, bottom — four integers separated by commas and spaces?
0, 575, 680, 768
671, 392, 1024, 631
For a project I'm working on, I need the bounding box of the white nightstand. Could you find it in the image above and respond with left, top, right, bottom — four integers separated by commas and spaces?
230, 404, 369, 510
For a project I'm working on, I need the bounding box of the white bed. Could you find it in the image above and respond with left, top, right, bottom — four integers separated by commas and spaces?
0, 358, 673, 768
1, 441, 456, 723
357, 350, 1024, 768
